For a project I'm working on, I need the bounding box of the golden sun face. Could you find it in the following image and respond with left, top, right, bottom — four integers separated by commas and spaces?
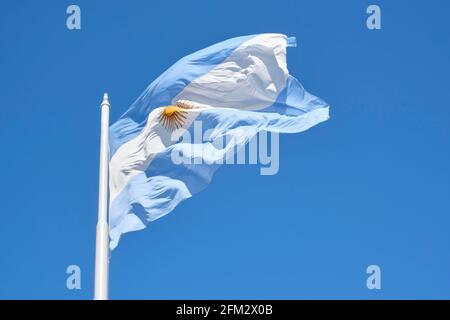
159, 106, 188, 130
159, 100, 195, 130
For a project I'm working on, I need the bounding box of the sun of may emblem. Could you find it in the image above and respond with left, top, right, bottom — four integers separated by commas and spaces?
159, 100, 196, 130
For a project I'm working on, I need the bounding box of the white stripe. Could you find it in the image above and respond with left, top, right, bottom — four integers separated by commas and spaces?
172, 34, 289, 110
109, 106, 205, 202
109, 34, 290, 203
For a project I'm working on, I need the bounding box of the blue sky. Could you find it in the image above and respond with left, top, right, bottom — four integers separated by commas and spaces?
0, 0, 449, 299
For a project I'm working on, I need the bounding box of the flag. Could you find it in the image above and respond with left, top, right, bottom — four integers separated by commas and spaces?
108, 33, 329, 249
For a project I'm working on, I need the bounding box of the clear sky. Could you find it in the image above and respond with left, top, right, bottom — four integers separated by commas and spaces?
0, 0, 449, 299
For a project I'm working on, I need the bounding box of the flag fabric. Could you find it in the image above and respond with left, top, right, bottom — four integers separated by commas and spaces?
108, 33, 329, 250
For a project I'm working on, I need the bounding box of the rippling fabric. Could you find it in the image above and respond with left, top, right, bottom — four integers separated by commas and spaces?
108, 34, 329, 250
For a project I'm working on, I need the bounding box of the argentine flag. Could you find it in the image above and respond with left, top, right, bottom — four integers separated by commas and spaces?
109, 33, 330, 249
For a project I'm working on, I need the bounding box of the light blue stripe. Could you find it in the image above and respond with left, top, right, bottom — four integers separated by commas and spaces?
259, 76, 328, 115
109, 97, 329, 249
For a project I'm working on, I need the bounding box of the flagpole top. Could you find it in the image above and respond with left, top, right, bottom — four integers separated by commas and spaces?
101, 93, 110, 107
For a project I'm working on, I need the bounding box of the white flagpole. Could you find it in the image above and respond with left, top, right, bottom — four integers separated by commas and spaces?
94, 93, 110, 300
